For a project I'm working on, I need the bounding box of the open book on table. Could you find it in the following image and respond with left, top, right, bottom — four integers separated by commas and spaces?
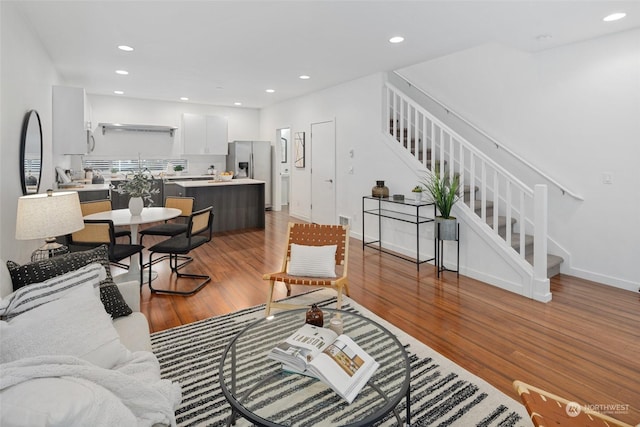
267, 323, 380, 404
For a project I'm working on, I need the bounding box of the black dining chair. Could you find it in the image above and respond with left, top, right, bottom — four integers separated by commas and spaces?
147, 206, 213, 296
139, 196, 195, 269
68, 219, 145, 283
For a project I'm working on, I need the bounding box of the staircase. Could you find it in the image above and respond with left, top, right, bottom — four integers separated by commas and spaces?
385, 81, 563, 285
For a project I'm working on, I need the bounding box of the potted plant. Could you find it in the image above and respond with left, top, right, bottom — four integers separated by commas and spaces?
411, 185, 423, 202
110, 167, 119, 178
114, 172, 159, 215
173, 165, 184, 176
421, 166, 461, 240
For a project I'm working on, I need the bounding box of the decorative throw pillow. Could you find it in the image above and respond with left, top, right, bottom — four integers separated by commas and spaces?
0, 282, 131, 369
288, 243, 337, 277
0, 263, 105, 321
6, 245, 132, 319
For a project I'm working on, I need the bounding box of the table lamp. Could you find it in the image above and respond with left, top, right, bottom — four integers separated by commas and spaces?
15, 190, 85, 262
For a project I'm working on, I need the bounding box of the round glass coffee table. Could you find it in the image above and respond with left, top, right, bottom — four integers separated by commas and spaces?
219, 308, 411, 427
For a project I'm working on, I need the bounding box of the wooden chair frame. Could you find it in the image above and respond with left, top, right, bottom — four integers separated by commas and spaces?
263, 222, 350, 316
513, 380, 633, 427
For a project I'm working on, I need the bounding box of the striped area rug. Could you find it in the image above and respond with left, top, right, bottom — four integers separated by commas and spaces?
151, 290, 531, 427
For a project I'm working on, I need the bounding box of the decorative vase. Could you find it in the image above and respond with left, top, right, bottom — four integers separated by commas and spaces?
128, 196, 144, 216
371, 180, 389, 198
305, 303, 324, 327
436, 217, 457, 241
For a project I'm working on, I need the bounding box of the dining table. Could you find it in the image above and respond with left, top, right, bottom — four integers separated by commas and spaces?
83, 207, 181, 284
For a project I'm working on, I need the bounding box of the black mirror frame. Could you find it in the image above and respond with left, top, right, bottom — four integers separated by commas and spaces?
20, 109, 43, 195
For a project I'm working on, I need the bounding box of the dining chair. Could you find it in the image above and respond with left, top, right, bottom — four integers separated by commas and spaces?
147, 206, 213, 296
69, 219, 145, 283
80, 199, 131, 242
263, 222, 350, 316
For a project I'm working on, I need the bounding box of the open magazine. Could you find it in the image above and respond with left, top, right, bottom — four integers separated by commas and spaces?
268, 323, 379, 403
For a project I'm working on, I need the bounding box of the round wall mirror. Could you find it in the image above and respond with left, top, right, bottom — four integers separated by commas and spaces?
20, 110, 43, 195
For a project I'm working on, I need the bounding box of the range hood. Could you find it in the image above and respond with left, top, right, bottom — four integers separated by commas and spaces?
98, 123, 178, 137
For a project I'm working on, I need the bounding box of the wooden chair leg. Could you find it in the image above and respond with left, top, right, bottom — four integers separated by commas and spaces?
336, 285, 343, 310
265, 280, 276, 316
343, 281, 350, 297
284, 282, 291, 296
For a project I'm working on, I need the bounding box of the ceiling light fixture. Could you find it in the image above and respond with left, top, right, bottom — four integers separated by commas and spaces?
114, 90, 124, 95
266, 89, 275, 93
299, 75, 310, 80
603, 12, 626, 22
389, 36, 404, 44
234, 102, 242, 106
115, 70, 129, 75
180, 97, 189, 101
535, 34, 553, 41
118, 45, 134, 52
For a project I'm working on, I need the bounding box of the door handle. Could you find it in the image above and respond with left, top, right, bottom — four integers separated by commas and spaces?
325, 179, 333, 183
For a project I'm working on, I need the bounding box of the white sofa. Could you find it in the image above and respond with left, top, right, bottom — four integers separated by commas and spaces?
0, 260, 180, 426
0, 260, 151, 353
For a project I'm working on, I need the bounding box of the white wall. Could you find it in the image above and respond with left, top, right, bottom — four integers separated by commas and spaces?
86, 95, 261, 175
1, 2, 63, 264
260, 73, 424, 225
395, 29, 640, 291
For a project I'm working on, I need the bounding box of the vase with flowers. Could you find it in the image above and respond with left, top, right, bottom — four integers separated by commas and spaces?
114, 172, 159, 215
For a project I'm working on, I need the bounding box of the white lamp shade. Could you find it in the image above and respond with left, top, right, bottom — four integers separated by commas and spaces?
15, 191, 85, 240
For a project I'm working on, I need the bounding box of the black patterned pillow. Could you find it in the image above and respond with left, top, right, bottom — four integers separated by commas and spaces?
6, 245, 133, 319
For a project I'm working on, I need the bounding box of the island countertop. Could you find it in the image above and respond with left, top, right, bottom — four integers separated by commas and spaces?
172, 178, 265, 188
164, 179, 266, 232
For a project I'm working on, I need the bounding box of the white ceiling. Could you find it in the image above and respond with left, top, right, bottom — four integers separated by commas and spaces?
13, 1, 640, 109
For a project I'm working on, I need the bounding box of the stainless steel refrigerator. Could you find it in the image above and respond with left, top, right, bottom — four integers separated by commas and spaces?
226, 140, 272, 209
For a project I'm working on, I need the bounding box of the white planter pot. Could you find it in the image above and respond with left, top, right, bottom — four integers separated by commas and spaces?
128, 197, 144, 216
413, 192, 423, 202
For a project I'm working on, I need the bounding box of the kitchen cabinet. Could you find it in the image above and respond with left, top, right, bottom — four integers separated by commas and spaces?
53, 86, 94, 155
182, 113, 228, 155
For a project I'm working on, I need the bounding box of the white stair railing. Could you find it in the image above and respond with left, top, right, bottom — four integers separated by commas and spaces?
385, 82, 547, 283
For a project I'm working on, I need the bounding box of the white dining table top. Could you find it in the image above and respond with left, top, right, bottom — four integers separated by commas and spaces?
83, 207, 181, 227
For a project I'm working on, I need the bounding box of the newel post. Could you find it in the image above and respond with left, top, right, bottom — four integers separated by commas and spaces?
533, 184, 551, 301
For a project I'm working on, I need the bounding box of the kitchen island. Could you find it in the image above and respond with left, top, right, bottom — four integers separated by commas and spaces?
164, 179, 265, 232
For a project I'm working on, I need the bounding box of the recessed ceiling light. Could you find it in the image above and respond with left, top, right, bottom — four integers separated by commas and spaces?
113, 90, 124, 95
265, 89, 275, 93
118, 45, 134, 52
603, 12, 626, 22
535, 34, 553, 41
389, 36, 405, 44
299, 75, 311, 80
234, 102, 242, 106
180, 97, 189, 101
115, 70, 129, 75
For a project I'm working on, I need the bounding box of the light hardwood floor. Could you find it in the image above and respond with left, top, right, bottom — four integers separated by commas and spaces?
135, 209, 640, 424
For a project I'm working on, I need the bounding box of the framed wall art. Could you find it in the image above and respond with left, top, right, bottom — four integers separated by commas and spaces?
294, 132, 305, 168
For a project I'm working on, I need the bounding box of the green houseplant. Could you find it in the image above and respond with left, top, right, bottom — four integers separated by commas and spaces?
421, 166, 461, 240
114, 172, 159, 214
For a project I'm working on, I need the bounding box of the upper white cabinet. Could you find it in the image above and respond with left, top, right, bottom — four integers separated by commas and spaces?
53, 86, 93, 155
182, 113, 228, 155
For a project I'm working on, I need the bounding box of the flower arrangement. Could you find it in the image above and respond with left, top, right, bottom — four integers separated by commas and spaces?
114, 172, 159, 205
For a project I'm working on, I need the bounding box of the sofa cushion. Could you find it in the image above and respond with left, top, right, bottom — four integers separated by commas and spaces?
0, 281, 131, 369
0, 263, 105, 321
6, 245, 132, 319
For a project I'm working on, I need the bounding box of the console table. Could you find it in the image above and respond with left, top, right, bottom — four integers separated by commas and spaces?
362, 196, 436, 270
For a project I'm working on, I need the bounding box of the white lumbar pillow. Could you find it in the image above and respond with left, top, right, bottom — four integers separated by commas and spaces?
0, 281, 130, 370
287, 243, 337, 278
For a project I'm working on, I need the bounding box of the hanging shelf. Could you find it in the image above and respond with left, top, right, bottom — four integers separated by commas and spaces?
98, 123, 178, 137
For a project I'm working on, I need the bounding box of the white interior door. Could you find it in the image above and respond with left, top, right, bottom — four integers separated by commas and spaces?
311, 120, 336, 224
